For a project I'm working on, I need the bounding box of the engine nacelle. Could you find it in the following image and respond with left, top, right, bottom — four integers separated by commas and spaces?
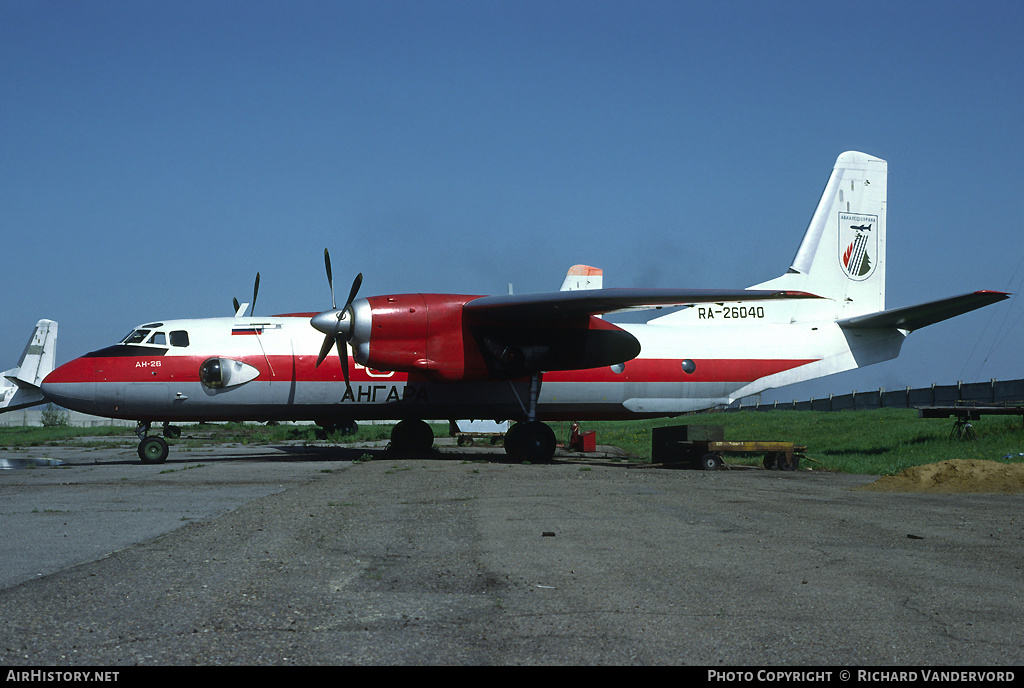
352, 293, 641, 382
356, 294, 488, 382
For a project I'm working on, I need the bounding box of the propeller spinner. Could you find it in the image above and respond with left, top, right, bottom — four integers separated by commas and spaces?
311, 249, 363, 392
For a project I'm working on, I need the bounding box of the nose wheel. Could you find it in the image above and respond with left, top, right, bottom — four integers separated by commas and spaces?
135, 422, 170, 464
139, 436, 169, 464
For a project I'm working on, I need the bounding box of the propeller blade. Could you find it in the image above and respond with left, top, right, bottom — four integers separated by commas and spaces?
324, 248, 336, 309
233, 297, 240, 315
316, 334, 335, 368
337, 339, 352, 394
252, 272, 260, 316
343, 273, 363, 312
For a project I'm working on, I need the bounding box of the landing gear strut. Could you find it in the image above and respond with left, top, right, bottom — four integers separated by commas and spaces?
503, 373, 557, 462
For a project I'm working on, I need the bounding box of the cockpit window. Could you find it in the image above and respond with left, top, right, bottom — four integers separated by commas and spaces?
121, 329, 151, 344
121, 327, 188, 347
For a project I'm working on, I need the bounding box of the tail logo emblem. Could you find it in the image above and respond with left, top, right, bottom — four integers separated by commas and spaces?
838, 212, 878, 281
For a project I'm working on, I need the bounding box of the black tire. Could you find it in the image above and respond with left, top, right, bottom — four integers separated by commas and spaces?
390, 419, 434, 454
698, 453, 723, 471
138, 436, 169, 464
505, 421, 556, 462
503, 422, 525, 458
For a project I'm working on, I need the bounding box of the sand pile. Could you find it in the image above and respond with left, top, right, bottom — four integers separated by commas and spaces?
858, 459, 1024, 493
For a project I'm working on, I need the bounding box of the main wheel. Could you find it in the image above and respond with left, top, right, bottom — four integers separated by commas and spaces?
504, 421, 556, 462
390, 419, 434, 454
138, 436, 169, 464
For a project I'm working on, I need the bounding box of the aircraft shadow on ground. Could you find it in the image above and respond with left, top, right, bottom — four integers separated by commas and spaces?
274, 443, 615, 466
68, 441, 636, 467
194, 443, 638, 468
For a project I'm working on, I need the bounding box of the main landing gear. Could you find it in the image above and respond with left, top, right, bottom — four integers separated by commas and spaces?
385, 374, 558, 463
136, 421, 180, 464
502, 373, 557, 463
383, 418, 556, 462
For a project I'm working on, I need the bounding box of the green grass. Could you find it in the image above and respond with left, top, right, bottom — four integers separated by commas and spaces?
0, 424, 129, 447
574, 409, 1024, 475
2, 410, 1022, 475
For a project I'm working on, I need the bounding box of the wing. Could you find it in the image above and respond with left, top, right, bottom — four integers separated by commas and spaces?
464, 287, 820, 322
461, 288, 820, 377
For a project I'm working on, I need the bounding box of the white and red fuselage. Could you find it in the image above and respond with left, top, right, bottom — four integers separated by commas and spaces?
38, 294, 884, 426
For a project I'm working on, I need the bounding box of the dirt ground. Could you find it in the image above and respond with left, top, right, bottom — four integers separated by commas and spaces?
858, 459, 1024, 493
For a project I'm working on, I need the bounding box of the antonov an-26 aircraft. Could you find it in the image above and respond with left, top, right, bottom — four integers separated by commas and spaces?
5, 152, 1008, 463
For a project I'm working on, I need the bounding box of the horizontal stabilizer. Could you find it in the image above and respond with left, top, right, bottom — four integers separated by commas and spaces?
837, 291, 1009, 332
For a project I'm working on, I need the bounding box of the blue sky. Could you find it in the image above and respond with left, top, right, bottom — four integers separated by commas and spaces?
3, 0, 1022, 402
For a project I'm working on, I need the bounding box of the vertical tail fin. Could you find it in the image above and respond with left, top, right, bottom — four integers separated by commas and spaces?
1, 319, 58, 412
559, 265, 603, 291
750, 151, 888, 321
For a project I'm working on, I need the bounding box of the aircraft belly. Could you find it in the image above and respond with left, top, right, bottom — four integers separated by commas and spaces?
538, 379, 739, 418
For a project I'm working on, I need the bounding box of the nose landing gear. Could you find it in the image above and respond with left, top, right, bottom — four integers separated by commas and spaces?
135, 421, 178, 464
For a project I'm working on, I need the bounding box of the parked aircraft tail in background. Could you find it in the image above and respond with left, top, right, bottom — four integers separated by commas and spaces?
1, 319, 58, 412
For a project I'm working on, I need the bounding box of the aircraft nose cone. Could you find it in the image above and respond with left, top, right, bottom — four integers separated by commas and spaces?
40, 359, 98, 415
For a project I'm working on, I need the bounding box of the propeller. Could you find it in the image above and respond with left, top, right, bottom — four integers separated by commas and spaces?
311, 248, 363, 394
233, 272, 261, 317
